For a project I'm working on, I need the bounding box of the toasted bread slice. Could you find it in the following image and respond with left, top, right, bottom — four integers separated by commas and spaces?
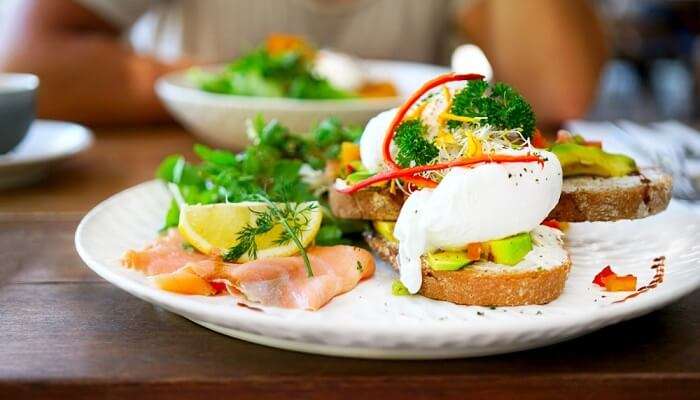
549, 168, 672, 222
364, 227, 571, 306
330, 168, 671, 222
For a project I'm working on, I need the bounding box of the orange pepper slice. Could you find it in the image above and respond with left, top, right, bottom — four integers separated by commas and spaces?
605, 275, 637, 292
466, 243, 482, 261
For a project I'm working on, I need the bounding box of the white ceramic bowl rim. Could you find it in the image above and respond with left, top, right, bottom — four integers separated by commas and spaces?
155, 59, 451, 110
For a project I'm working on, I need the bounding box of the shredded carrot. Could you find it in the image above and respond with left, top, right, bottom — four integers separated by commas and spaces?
382, 73, 484, 171
466, 243, 482, 261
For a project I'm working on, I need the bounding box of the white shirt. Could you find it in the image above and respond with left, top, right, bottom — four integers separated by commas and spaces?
75, 0, 472, 64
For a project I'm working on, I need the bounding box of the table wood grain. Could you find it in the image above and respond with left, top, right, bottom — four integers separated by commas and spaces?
0, 126, 698, 399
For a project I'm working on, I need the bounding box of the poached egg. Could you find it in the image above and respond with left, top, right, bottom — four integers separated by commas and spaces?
393, 151, 562, 293
356, 88, 562, 293
359, 108, 397, 173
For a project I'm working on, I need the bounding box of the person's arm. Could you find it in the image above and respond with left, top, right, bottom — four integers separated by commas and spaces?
460, 0, 608, 129
0, 0, 189, 126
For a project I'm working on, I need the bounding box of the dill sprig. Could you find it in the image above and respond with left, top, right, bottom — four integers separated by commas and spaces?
224, 208, 275, 261
222, 195, 318, 277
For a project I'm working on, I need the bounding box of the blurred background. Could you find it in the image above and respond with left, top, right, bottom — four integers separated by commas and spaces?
1, 0, 698, 123
592, 0, 699, 121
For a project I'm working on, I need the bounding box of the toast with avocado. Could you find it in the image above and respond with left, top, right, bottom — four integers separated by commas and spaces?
366, 227, 571, 306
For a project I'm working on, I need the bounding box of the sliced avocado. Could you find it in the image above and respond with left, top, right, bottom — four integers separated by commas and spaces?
550, 143, 637, 178
347, 160, 366, 172
373, 221, 397, 243
427, 251, 473, 271
488, 232, 533, 266
345, 170, 375, 184
391, 280, 411, 296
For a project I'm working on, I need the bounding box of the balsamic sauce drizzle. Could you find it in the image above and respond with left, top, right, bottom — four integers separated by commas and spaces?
237, 302, 264, 312
613, 256, 666, 304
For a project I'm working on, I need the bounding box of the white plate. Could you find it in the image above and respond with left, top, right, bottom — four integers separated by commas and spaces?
0, 120, 93, 189
75, 180, 700, 359
155, 60, 449, 150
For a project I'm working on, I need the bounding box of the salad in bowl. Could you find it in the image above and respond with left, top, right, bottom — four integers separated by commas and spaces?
156, 34, 448, 149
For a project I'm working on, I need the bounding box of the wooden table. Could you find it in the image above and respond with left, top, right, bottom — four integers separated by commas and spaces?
1, 126, 699, 399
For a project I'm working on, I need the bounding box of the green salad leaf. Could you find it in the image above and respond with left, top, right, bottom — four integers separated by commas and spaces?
189, 46, 353, 99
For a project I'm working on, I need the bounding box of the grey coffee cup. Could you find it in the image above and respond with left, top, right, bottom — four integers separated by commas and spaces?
0, 73, 39, 154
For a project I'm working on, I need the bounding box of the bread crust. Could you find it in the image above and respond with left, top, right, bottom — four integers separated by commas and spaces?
364, 232, 571, 306
330, 168, 671, 222
328, 186, 405, 221
548, 168, 672, 222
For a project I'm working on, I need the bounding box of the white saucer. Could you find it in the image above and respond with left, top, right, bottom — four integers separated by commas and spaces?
0, 120, 93, 189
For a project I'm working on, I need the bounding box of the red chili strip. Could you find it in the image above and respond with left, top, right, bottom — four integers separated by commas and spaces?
338, 154, 542, 194
531, 128, 550, 149
381, 72, 484, 170
593, 265, 616, 287
541, 219, 561, 229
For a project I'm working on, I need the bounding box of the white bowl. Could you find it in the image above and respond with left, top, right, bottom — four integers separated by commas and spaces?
155, 60, 449, 150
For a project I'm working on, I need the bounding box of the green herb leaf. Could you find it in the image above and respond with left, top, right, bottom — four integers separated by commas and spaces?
155, 155, 181, 181
394, 119, 439, 167
194, 144, 237, 166
449, 80, 536, 138
156, 116, 362, 244
315, 224, 344, 246
222, 197, 319, 278
160, 199, 180, 232
223, 207, 275, 261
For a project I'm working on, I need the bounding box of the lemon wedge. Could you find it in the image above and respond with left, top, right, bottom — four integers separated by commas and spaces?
178, 201, 322, 261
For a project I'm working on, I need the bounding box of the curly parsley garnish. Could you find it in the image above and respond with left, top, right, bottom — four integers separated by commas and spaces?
394, 119, 439, 167
449, 80, 535, 138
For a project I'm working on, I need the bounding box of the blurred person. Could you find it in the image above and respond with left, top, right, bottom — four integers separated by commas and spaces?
0, 0, 607, 128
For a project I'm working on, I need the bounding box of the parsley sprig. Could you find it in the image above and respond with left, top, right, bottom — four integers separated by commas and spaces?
449, 80, 536, 138
394, 119, 439, 167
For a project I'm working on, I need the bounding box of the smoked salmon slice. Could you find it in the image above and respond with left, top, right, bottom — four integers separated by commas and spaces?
123, 230, 375, 310
122, 229, 214, 275
221, 245, 375, 310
